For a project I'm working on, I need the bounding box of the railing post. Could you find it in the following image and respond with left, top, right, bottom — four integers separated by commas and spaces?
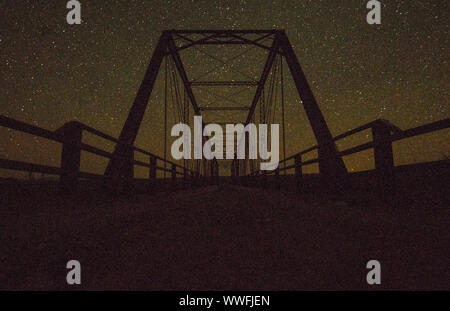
372, 122, 395, 201
317, 145, 344, 196
183, 166, 187, 188
120, 145, 134, 193
149, 155, 157, 179
59, 122, 83, 194
243, 131, 248, 185
275, 167, 280, 190
192, 169, 196, 187
171, 164, 176, 179
187, 170, 192, 188
259, 169, 267, 188
171, 163, 177, 188
295, 154, 302, 193
107, 144, 134, 191
317, 147, 327, 194
295, 155, 302, 177
203, 160, 207, 183
215, 160, 220, 186
210, 160, 215, 184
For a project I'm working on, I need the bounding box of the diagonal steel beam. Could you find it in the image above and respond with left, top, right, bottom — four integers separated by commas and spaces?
276, 30, 347, 177
105, 31, 170, 178
252, 32, 276, 43
201, 87, 245, 107
228, 34, 278, 53
190, 44, 258, 82
170, 32, 227, 55
245, 37, 280, 125
167, 35, 201, 115
171, 30, 276, 54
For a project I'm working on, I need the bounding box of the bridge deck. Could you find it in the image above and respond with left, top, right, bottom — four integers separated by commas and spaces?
0, 184, 448, 290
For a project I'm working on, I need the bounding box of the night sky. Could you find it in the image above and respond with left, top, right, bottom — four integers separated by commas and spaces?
0, 0, 448, 178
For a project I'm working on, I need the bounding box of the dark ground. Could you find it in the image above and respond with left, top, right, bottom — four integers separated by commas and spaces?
0, 182, 448, 290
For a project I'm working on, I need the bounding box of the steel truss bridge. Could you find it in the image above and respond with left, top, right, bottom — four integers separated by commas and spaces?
0, 30, 449, 200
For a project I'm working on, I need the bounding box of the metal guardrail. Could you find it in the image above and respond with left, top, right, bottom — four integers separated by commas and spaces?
231, 117, 449, 199
0, 115, 215, 193
244, 117, 450, 177
1, 114, 448, 195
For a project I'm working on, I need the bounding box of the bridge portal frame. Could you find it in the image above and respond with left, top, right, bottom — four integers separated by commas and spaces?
106, 29, 347, 181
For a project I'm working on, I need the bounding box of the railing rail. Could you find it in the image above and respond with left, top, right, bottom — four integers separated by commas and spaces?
246, 117, 450, 176
0, 115, 212, 193
73, 121, 187, 172
236, 116, 449, 199
2, 114, 448, 195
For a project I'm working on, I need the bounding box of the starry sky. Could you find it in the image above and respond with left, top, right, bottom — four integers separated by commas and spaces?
0, 0, 448, 178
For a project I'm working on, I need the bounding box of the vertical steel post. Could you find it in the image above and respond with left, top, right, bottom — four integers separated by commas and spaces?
372, 123, 395, 200
171, 164, 177, 188
149, 155, 157, 179
295, 154, 302, 193
275, 167, 280, 189
59, 122, 82, 194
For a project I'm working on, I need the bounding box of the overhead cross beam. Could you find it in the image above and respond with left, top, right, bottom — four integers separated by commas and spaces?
171, 30, 279, 55
228, 33, 278, 53
199, 106, 249, 111
168, 32, 228, 55
191, 81, 258, 87
173, 29, 277, 34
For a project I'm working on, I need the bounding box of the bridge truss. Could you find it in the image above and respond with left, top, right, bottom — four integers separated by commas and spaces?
105, 29, 348, 182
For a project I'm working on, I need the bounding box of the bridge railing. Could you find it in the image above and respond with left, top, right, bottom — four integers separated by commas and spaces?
245, 117, 450, 195
0, 115, 200, 193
